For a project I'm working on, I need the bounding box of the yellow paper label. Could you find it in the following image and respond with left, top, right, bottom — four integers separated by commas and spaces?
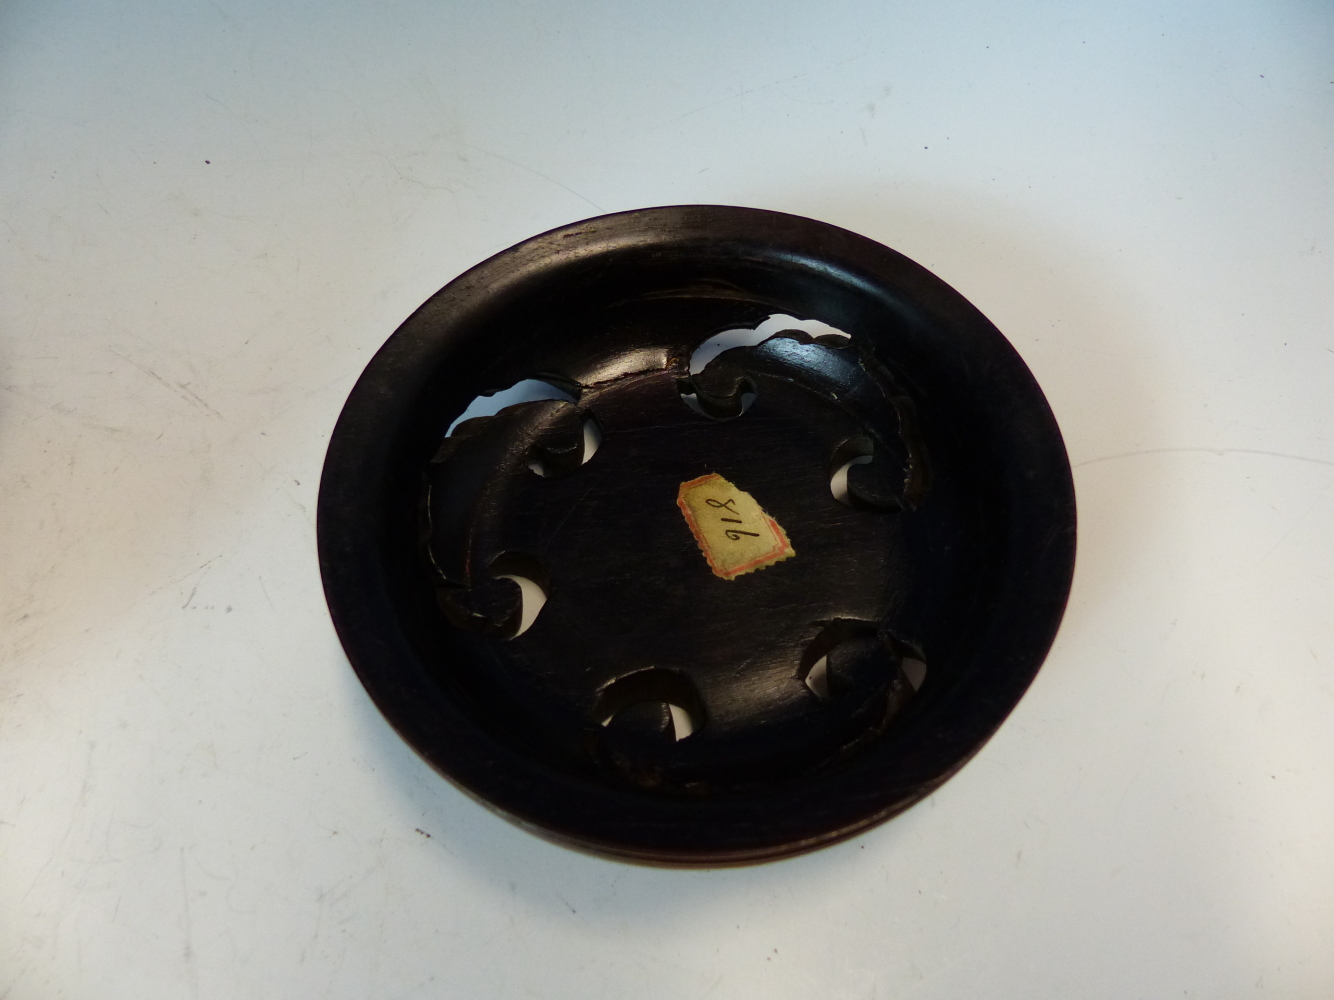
676, 473, 795, 580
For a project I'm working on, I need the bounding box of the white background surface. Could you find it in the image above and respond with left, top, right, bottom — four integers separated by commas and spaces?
2, 1, 1333, 997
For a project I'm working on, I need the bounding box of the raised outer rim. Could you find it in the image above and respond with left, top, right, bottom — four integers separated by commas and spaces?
317, 205, 1076, 866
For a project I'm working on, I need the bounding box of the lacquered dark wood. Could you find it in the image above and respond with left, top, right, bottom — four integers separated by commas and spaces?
317, 206, 1076, 866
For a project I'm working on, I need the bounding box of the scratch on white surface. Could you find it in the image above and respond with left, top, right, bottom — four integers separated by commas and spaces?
16, 742, 93, 970
203, 92, 261, 150
109, 350, 223, 419
173, 381, 223, 419
648, 52, 871, 130
375, 150, 457, 194
303, 369, 362, 400
258, 575, 276, 611
0, 384, 129, 435
163, 558, 219, 612
456, 141, 604, 212
0, 962, 32, 999
1075, 447, 1334, 469
1260, 483, 1331, 561
37, 554, 225, 649
180, 847, 200, 999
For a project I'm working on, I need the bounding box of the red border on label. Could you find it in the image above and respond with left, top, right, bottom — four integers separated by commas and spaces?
676, 473, 795, 580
